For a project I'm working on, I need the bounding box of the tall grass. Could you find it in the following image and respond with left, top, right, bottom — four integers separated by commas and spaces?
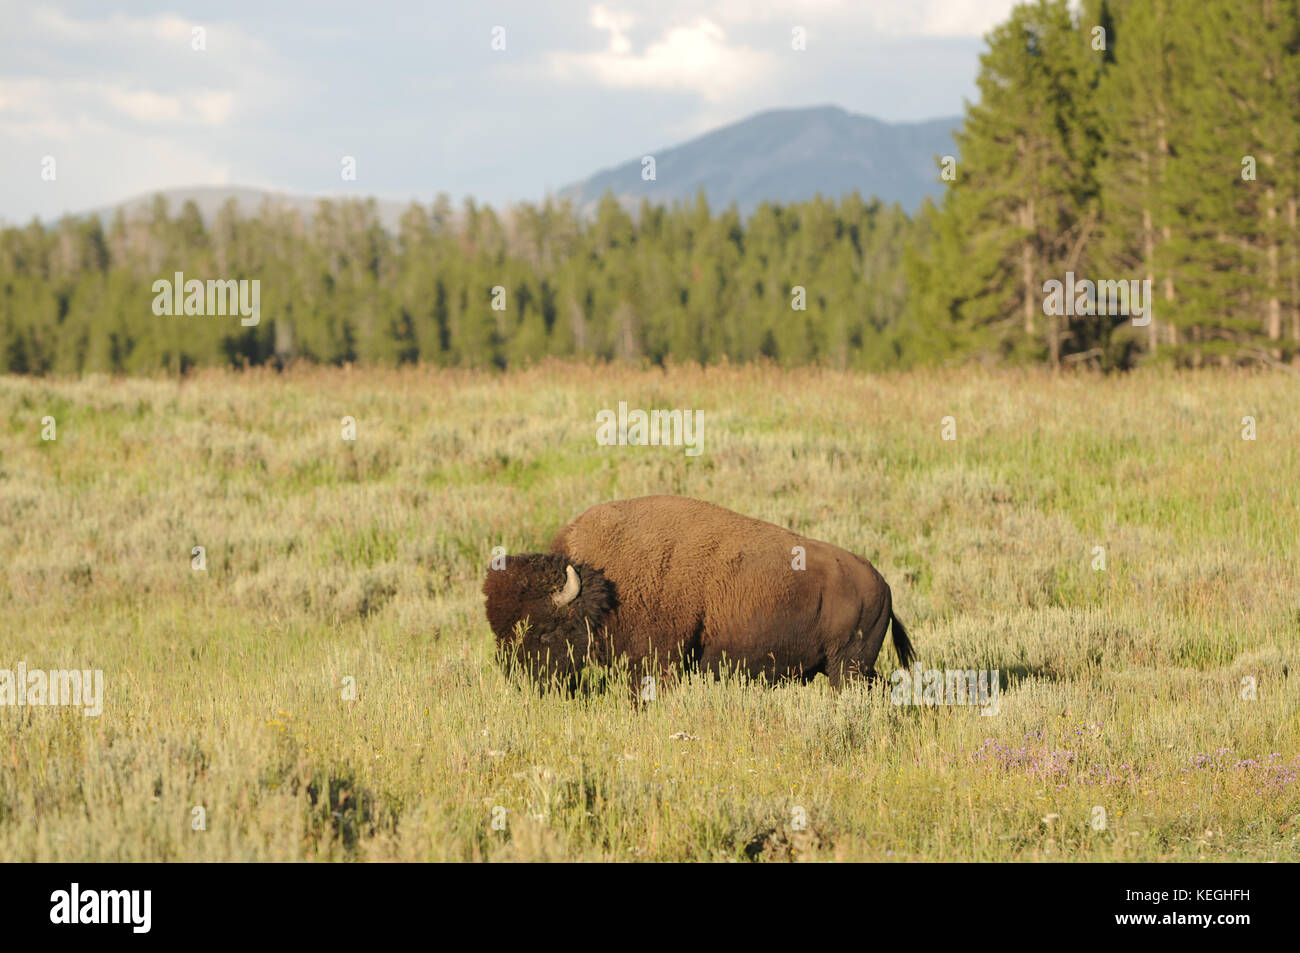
0, 362, 1296, 860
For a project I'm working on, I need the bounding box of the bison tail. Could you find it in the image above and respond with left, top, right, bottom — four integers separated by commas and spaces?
890, 609, 915, 670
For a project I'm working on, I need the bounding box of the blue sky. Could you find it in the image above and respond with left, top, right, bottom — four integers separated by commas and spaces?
0, 0, 1018, 225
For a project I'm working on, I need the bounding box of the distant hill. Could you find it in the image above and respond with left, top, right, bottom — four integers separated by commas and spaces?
557, 105, 960, 216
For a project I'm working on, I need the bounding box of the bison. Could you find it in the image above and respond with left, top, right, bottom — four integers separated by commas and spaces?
483, 495, 914, 690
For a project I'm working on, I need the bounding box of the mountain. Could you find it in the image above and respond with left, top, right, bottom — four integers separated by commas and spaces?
556, 105, 960, 216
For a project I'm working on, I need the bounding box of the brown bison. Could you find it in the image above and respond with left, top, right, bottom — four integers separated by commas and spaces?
483, 495, 914, 690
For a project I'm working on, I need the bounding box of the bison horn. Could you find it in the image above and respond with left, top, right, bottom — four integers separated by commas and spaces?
553, 565, 581, 606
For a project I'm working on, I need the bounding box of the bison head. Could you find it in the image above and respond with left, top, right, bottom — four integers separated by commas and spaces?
482, 553, 615, 686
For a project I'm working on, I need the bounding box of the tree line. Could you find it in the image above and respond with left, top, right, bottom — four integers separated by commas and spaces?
0, 191, 911, 374
2, 0, 1296, 375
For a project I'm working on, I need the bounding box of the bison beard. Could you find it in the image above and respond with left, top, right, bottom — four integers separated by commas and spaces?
483, 495, 915, 691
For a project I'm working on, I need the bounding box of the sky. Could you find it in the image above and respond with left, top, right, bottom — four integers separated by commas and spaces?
0, 0, 1020, 225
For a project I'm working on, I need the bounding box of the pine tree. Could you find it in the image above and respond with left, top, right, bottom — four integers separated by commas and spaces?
1161, 0, 1300, 363
912, 0, 1102, 364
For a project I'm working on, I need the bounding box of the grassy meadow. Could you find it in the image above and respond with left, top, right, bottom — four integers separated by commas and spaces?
0, 362, 1297, 861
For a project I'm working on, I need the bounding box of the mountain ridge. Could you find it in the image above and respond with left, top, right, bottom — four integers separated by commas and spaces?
556, 104, 960, 216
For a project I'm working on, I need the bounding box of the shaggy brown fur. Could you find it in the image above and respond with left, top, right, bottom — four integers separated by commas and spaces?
483, 495, 914, 689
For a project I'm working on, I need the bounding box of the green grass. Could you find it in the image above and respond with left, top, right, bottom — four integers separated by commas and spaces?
0, 362, 1297, 860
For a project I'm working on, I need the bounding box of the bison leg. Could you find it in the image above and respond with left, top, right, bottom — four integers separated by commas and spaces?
825, 588, 893, 690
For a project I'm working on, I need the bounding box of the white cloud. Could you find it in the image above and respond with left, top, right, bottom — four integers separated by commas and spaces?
191, 91, 234, 125
621, 0, 1017, 37
101, 87, 184, 123
550, 11, 774, 101
918, 0, 1020, 37
0, 79, 235, 129
100, 87, 234, 125
708, 0, 847, 25
544, 0, 1009, 103
0, 3, 290, 220
2, 6, 280, 129
0, 79, 52, 120
590, 3, 637, 54
31, 7, 192, 45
